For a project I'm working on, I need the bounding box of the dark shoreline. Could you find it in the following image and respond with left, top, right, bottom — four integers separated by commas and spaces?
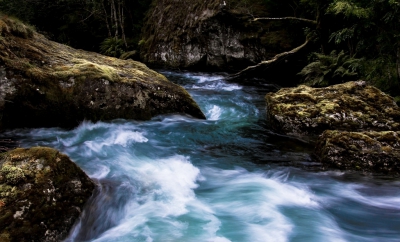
0, 137, 19, 153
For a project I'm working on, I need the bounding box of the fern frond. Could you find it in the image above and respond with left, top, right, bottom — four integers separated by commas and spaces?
328, 1, 371, 18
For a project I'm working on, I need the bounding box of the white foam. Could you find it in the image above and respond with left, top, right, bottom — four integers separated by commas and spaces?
207, 237, 231, 242
192, 82, 242, 91
92, 155, 202, 241
89, 165, 110, 179
82, 130, 148, 152
198, 168, 326, 241
184, 73, 225, 83
207, 105, 222, 121
114, 130, 148, 146
221, 84, 242, 91
330, 183, 400, 210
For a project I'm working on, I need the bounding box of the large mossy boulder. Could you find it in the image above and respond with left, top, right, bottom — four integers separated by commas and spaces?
0, 15, 205, 129
140, 0, 298, 71
314, 130, 400, 174
265, 81, 400, 137
0, 147, 95, 242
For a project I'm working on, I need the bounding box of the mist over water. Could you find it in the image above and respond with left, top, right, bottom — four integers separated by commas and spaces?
3, 71, 400, 242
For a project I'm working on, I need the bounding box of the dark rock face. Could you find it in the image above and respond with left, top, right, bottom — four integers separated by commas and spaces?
315, 130, 400, 174
0, 16, 205, 130
140, 0, 295, 71
0, 147, 95, 242
265, 81, 400, 137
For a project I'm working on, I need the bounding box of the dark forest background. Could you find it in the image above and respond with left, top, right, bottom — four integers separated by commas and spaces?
1, 0, 399, 96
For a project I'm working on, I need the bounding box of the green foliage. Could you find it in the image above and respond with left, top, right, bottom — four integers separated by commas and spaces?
328, 1, 371, 18
362, 56, 399, 94
299, 50, 362, 87
329, 26, 355, 45
100, 37, 125, 57
0, 0, 152, 52
326, 0, 400, 93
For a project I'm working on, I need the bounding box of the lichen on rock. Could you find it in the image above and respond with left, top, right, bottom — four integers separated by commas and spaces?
265, 81, 400, 137
0, 147, 95, 242
0, 14, 205, 129
314, 130, 400, 174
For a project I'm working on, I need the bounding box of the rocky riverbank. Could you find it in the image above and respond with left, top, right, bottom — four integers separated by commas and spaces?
0, 14, 208, 241
0, 15, 205, 130
266, 81, 400, 174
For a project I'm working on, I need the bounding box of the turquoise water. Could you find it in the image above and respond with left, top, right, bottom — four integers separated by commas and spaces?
4, 72, 400, 241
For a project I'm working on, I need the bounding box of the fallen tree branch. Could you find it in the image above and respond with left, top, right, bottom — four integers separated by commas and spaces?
228, 37, 312, 81
252, 17, 317, 25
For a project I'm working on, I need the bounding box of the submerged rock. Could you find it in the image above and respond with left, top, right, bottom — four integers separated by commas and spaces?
0, 15, 205, 129
314, 130, 400, 174
0, 147, 95, 242
265, 81, 400, 137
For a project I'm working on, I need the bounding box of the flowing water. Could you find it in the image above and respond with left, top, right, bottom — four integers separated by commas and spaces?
3, 72, 400, 242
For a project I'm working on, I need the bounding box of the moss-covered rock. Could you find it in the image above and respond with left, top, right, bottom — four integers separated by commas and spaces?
140, 0, 297, 71
314, 130, 400, 174
0, 14, 205, 129
265, 81, 400, 136
0, 147, 95, 242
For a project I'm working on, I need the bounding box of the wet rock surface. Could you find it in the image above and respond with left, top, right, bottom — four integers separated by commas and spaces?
0, 16, 205, 130
314, 130, 400, 174
0, 147, 95, 242
265, 81, 400, 137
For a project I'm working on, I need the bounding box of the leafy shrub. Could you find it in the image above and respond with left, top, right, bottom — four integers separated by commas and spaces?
298, 50, 363, 87
361, 56, 399, 95
99, 37, 125, 58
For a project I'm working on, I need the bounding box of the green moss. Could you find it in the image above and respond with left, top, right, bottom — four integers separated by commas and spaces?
52, 59, 121, 82
0, 165, 25, 185
0, 14, 205, 128
267, 81, 400, 136
0, 184, 18, 202
0, 147, 96, 241
0, 15, 34, 39
316, 100, 339, 114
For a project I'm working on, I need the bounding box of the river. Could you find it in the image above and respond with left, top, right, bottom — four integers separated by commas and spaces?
3, 71, 400, 242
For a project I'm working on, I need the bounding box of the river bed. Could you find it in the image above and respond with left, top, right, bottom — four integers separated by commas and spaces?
3, 71, 400, 242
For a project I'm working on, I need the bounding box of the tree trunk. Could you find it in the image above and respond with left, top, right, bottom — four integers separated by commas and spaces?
118, 0, 127, 48
397, 43, 400, 81
102, 1, 112, 37
110, 0, 119, 40
315, 1, 329, 54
